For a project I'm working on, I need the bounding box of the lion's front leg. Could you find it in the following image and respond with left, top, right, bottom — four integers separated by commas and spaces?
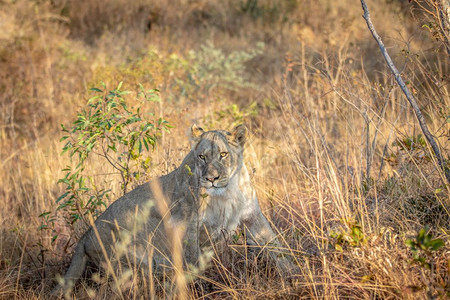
182, 221, 201, 269
241, 203, 297, 275
242, 208, 277, 247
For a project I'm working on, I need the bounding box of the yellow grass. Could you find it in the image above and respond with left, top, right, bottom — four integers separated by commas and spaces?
0, 0, 449, 299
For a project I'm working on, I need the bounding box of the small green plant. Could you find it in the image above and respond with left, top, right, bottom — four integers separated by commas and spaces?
40, 82, 171, 239
390, 133, 432, 164
202, 101, 259, 129
406, 226, 444, 269
232, 230, 244, 244
393, 134, 427, 152
405, 226, 447, 299
218, 102, 258, 124
329, 221, 367, 252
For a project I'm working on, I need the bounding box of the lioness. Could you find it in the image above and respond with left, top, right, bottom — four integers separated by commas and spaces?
53, 124, 292, 297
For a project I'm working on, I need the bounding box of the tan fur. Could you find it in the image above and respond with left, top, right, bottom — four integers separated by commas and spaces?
52, 125, 293, 297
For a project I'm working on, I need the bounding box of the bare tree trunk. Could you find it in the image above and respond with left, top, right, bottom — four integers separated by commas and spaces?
360, 0, 450, 184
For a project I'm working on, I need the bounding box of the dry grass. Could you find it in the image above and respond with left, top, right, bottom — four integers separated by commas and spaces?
0, 0, 449, 299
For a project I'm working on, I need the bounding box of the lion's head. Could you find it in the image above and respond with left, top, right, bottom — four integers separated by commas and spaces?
190, 124, 247, 193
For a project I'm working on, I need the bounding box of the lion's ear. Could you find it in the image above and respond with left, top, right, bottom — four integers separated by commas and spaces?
190, 124, 204, 146
232, 124, 247, 147
191, 124, 204, 138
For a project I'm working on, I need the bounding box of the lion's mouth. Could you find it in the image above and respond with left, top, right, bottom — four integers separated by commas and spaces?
208, 183, 227, 189
204, 185, 228, 196
201, 181, 228, 189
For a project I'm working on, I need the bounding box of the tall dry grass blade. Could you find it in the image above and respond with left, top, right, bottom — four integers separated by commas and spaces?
87, 213, 124, 300
149, 179, 187, 300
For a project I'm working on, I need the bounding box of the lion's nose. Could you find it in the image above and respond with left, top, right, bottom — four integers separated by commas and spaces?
205, 176, 219, 182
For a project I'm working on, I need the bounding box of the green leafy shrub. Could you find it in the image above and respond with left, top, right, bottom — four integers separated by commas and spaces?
329, 221, 367, 252
39, 82, 171, 239
405, 227, 448, 298
406, 227, 444, 269
178, 41, 264, 100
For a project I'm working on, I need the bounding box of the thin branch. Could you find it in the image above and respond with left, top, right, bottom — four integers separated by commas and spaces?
360, 0, 450, 184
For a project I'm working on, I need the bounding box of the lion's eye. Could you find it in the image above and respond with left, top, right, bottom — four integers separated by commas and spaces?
199, 154, 205, 160
220, 152, 228, 158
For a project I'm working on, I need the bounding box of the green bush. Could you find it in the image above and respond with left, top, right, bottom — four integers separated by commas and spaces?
39, 82, 171, 240
177, 41, 264, 100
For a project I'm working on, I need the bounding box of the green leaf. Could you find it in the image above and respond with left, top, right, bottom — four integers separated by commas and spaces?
428, 239, 444, 251
405, 239, 416, 250
142, 138, 149, 151
185, 164, 193, 176
39, 211, 51, 218
51, 235, 58, 244
90, 87, 103, 92
37, 224, 48, 231
108, 144, 117, 152
417, 228, 426, 242
56, 192, 70, 204
87, 95, 102, 103
58, 178, 70, 185
86, 142, 95, 152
